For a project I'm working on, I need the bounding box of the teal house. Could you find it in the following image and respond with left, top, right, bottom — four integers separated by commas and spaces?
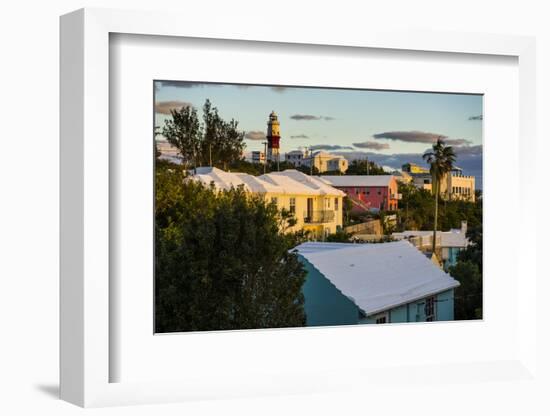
295, 241, 460, 325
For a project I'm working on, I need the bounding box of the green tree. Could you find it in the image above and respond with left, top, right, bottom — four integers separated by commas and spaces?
161, 105, 201, 168
155, 166, 307, 332
346, 159, 387, 175
449, 221, 483, 319
422, 138, 456, 254
449, 260, 482, 320
342, 197, 354, 226
326, 229, 352, 242
201, 99, 245, 169
161, 99, 245, 170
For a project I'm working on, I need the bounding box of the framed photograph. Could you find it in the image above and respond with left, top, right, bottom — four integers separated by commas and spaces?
60, 8, 537, 407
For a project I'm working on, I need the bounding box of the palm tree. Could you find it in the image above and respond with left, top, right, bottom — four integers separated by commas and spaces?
423, 138, 456, 255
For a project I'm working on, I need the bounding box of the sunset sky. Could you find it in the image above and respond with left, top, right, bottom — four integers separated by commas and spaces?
154, 81, 483, 186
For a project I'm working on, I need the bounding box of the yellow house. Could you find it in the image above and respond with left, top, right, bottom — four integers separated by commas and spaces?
411, 167, 476, 202
190, 167, 345, 239
402, 162, 429, 174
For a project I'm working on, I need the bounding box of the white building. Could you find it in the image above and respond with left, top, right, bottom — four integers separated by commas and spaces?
251, 150, 266, 164
285, 149, 348, 173
284, 150, 306, 167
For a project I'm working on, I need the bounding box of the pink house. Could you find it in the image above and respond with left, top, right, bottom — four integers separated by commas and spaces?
320, 175, 399, 212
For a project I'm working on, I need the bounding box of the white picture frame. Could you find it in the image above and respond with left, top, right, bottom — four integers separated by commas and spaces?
60, 8, 537, 407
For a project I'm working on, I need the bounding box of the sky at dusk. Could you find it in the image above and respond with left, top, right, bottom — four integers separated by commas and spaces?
154, 81, 483, 187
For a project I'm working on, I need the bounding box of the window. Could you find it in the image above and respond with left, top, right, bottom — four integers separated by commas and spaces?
327, 198, 330, 208
374, 312, 388, 324
334, 198, 339, 211
289, 197, 296, 214
424, 296, 436, 321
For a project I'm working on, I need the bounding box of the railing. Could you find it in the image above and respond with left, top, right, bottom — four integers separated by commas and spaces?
407, 235, 442, 249
303, 210, 335, 224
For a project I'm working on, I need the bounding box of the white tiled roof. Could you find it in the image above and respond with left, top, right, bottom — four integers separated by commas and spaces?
264, 170, 345, 196
294, 240, 459, 316
320, 175, 395, 187
191, 167, 344, 196
392, 229, 469, 248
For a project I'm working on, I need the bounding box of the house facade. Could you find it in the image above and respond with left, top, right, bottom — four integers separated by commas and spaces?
251, 150, 266, 164
191, 167, 345, 239
320, 175, 400, 212
295, 241, 460, 326
285, 150, 349, 173
408, 166, 476, 202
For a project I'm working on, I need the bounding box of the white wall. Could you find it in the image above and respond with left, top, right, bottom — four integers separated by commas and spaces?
0, 1, 548, 415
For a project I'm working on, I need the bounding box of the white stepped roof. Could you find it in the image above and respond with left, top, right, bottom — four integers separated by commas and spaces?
392, 229, 469, 248
294, 240, 459, 316
191, 167, 344, 196
263, 170, 345, 196
320, 175, 395, 187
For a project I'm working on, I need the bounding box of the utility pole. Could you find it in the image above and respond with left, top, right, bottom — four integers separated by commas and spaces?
366, 156, 369, 175
209, 144, 212, 167
262, 141, 267, 174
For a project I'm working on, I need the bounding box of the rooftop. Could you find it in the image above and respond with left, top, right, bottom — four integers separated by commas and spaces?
294, 240, 460, 316
320, 175, 395, 187
392, 228, 469, 248
311, 151, 346, 159
191, 167, 345, 196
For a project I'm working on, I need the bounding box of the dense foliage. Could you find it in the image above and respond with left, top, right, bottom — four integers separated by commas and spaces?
155, 165, 307, 332
450, 224, 483, 320
396, 183, 482, 232
345, 159, 387, 175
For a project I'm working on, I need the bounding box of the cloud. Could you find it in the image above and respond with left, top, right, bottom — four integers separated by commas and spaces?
353, 141, 390, 150
372, 131, 472, 146
290, 134, 310, 139
469, 115, 483, 120
290, 114, 321, 120
444, 138, 473, 146
244, 130, 266, 141
332, 145, 483, 189
155, 100, 192, 115
310, 144, 354, 151
373, 131, 447, 143
451, 144, 483, 157
290, 114, 335, 121
158, 81, 206, 89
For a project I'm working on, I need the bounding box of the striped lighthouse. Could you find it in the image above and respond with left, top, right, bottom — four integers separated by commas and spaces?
266, 111, 281, 165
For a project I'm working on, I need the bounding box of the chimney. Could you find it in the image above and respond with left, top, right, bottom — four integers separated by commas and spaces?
461, 221, 468, 235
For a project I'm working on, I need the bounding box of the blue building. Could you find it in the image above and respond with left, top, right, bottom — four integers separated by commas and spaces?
295, 241, 460, 325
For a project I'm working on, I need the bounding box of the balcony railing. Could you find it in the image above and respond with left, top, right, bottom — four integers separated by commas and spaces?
303, 210, 335, 224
